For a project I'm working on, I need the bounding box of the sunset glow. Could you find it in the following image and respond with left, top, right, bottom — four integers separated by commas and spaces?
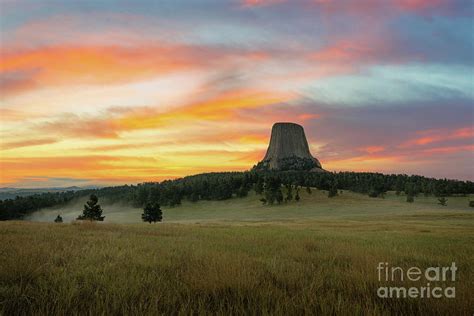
1, 0, 473, 187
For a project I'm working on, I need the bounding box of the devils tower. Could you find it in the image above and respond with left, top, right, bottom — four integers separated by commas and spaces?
255, 122, 324, 171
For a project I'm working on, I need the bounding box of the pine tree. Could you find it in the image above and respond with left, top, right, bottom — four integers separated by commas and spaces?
254, 178, 264, 195
237, 185, 249, 197
276, 189, 284, 204
190, 192, 199, 202
54, 214, 63, 223
437, 197, 447, 206
77, 194, 105, 221
264, 176, 281, 205
285, 183, 293, 202
328, 181, 338, 198
141, 203, 163, 223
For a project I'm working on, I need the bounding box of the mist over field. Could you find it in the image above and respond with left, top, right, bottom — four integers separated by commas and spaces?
26, 199, 142, 224
24, 190, 474, 225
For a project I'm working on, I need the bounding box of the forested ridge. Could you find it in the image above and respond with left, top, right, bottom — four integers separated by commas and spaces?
1, 171, 473, 220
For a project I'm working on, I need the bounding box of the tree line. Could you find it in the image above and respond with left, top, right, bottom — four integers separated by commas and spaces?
1, 171, 473, 220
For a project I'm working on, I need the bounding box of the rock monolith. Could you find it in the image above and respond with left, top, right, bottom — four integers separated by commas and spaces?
255, 122, 324, 171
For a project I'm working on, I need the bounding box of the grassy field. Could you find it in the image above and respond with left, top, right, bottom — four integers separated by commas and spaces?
27, 189, 474, 223
2, 191, 474, 315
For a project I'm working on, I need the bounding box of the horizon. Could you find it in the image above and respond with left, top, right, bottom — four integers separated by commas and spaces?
1, 0, 473, 187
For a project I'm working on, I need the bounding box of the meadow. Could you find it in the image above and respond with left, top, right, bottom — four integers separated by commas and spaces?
1, 190, 473, 315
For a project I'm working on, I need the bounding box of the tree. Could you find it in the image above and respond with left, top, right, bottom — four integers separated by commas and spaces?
54, 215, 63, 223
77, 195, 105, 221
264, 176, 282, 205
306, 186, 312, 194
190, 192, 199, 202
285, 183, 293, 202
141, 203, 163, 223
237, 185, 249, 198
395, 178, 404, 195
295, 188, 300, 202
254, 178, 264, 195
328, 181, 338, 198
404, 182, 416, 199
438, 197, 447, 206
276, 189, 284, 204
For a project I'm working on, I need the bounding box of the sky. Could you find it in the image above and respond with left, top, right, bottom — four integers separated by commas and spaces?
0, 0, 473, 188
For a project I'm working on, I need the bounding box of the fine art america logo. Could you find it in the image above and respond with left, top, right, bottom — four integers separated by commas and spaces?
377, 262, 457, 299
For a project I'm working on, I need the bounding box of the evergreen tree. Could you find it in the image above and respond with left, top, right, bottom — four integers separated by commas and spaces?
190, 192, 199, 202
276, 189, 284, 204
254, 178, 264, 195
438, 197, 447, 206
328, 181, 338, 198
264, 176, 281, 205
141, 203, 163, 223
404, 182, 415, 197
395, 178, 404, 195
237, 185, 249, 197
77, 194, 105, 221
54, 214, 63, 223
285, 183, 293, 202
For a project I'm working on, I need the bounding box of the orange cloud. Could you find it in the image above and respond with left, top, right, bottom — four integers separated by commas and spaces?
421, 145, 474, 155
400, 127, 474, 148
115, 89, 292, 132
0, 44, 213, 95
361, 146, 385, 154
0, 155, 168, 185
41, 114, 122, 139
324, 153, 402, 172
247, 0, 446, 14
0, 148, 259, 186
310, 37, 402, 67
1, 138, 58, 150
241, 0, 284, 7
238, 134, 269, 144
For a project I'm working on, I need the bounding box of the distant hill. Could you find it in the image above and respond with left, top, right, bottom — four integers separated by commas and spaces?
0, 186, 97, 200
1, 170, 473, 221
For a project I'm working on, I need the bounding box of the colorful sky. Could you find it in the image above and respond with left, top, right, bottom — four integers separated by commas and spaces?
0, 0, 473, 188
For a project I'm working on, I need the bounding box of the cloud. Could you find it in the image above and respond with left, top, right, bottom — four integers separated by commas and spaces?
246, 0, 470, 16
0, 44, 214, 95
1, 0, 472, 186
241, 0, 284, 7
399, 126, 473, 148
1, 138, 58, 150
35, 88, 292, 139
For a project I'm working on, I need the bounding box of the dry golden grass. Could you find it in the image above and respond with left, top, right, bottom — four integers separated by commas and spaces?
1, 213, 473, 315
